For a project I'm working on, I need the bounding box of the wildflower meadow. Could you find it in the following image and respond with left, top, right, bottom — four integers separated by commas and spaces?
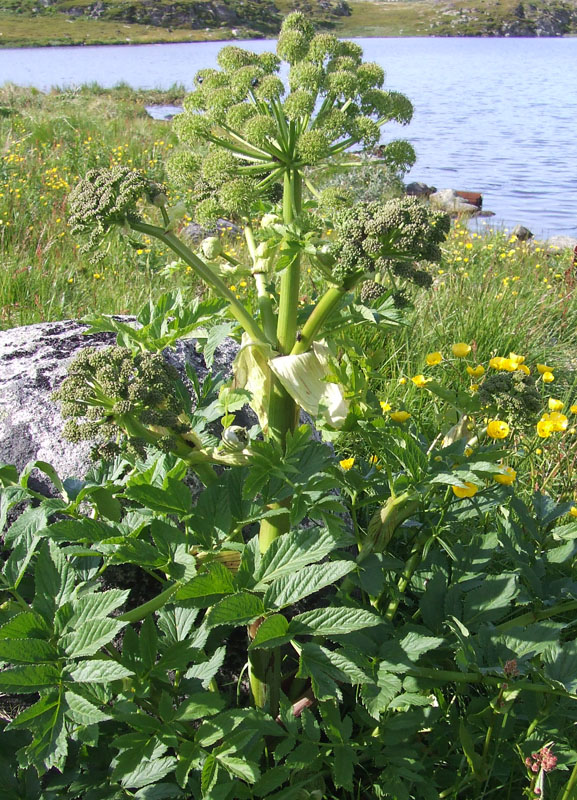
1, 18, 577, 800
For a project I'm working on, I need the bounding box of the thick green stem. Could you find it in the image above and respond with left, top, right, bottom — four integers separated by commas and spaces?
495, 599, 577, 633
250, 169, 302, 714
406, 666, 575, 698
384, 528, 429, 620
560, 758, 577, 800
130, 220, 266, 344
245, 225, 277, 345
291, 286, 345, 355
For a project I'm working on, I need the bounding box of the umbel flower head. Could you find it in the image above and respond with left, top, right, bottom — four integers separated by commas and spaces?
168, 12, 417, 222
68, 166, 164, 261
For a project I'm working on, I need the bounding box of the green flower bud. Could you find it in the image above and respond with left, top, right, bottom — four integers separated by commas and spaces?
255, 75, 285, 101
297, 130, 330, 165
194, 68, 228, 89
201, 148, 238, 188
289, 61, 324, 92
218, 177, 257, 216
173, 113, 213, 145
350, 116, 381, 149
307, 33, 340, 63
226, 102, 257, 129
336, 40, 363, 63
360, 279, 386, 304
221, 425, 249, 452
217, 46, 258, 71
259, 52, 281, 74
280, 11, 315, 41
277, 30, 310, 65
379, 139, 416, 171
230, 65, 264, 97
327, 55, 358, 74
204, 87, 237, 120
283, 90, 315, 121
201, 236, 223, 260
383, 90, 414, 124
195, 197, 223, 225
183, 89, 206, 112
357, 62, 385, 91
243, 114, 277, 147
360, 88, 394, 117
326, 70, 359, 99
318, 108, 349, 139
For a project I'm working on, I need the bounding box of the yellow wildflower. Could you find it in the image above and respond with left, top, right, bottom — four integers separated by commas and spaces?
535, 448, 542, 455
339, 457, 355, 470
487, 420, 510, 439
571, 405, 577, 414
452, 482, 478, 499
426, 351, 443, 366
464, 446, 473, 457
411, 374, 432, 388
542, 412, 568, 432
452, 343, 471, 358
570, 506, 577, 518
390, 411, 411, 423
536, 419, 554, 438
542, 371, 554, 383
466, 365, 485, 378
537, 364, 554, 374
509, 353, 525, 365
398, 377, 407, 385
380, 401, 392, 413
517, 364, 530, 375
494, 466, 516, 485
548, 398, 564, 412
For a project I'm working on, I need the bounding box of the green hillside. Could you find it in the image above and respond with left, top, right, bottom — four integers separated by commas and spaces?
0, 0, 576, 46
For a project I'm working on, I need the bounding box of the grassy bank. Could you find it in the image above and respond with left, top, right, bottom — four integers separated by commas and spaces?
1, 0, 577, 46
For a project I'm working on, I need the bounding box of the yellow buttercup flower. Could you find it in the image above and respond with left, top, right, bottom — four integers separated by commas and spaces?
426, 351, 443, 366
517, 364, 530, 375
542, 371, 554, 383
548, 398, 564, 412
452, 482, 478, 499
487, 420, 510, 439
339, 457, 355, 470
390, 411, 411, 423
537, 364, 554, 374
509, 353, 525, 365
452, 342, 471, 358
380, 401, 392, 413
535, 448, 542, 455
489, 356, 516, 371
398, 377, 407, 385
571, 405, 577, 414
494, 466, 516, 485
536, 419, 554, 438
570, 506, 577, 518
411, 374, 432, 388
542, 412, 568, 432
466, 365, 485, 378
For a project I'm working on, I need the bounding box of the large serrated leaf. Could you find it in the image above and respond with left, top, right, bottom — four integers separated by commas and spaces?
463, 573, 519, 626
0, 637, 58, 663
0, 611, 50, 639
34, 540, 75, 620
217, 755, 261, 784
124, 482, 192, 517
175, 562, 235, 604
43, 518, 120, 543
184, 646, 226, 688
289, 607, 380, 637
67, 659, 134, 683
263, 561, 355, 609
62, 617, 126, 658
65, 691, 112, 725
0, 664, 61, 692
65, 589, 130, 629
119, 757, 177, 790
206, 592, 265, 627
174, 692, 226, 721
256, 528, 347, 582
3, 504, 50, 547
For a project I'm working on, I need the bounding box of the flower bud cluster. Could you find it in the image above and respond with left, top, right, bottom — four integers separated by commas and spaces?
68, 166, 163, 260
329, 197, 450, 289
52, 346, 195, 462
525, 746, 557, 774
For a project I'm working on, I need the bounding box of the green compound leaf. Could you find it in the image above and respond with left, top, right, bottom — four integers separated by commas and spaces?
61, 617, 127, 658
206, 592, 265, 627
256, 527, 349, 583
263, 560, 355, 609
176, 562, 235, 604
124, 481, 193, 517
217, 755, 261, 784
289, 606, 381, 637
64, 691, 112, 725
173, 692, 227, 721
67, 659, 135, 683
0, 637, 59, 664
0, 664, 61, 693
249, 614, 291, 650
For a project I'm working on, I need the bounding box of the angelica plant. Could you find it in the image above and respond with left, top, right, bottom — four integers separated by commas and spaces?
65, 13, 450, 713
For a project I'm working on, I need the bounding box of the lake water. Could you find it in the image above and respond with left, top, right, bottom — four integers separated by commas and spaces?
2, 38, 576, 239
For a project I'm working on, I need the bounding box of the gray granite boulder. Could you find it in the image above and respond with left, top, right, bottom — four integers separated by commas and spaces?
0, 318, 240, 495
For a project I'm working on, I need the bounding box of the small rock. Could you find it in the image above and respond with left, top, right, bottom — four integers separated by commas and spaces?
183, 218, 241, 243
512, 224, 533, 241
430, 189, 481, 215
546, 235, 577, 251
405, 181, 436, 197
